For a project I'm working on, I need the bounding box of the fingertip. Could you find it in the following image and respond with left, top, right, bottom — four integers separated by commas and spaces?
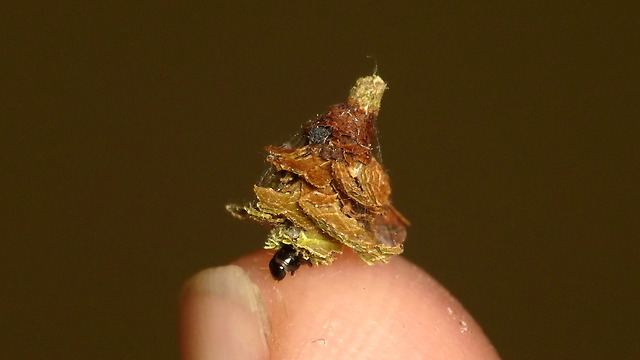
234, 249, 500, 359
179, 265, 270, 360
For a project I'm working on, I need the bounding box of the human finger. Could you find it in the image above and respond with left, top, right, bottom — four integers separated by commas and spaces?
180, 248, 499, 359
235, 249, 500, 359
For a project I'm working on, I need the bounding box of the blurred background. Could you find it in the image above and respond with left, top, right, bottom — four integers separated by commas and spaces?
2, 2, 638, 359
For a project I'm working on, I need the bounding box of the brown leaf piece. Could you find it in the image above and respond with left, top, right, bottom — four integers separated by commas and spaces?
227, 75, 409, 278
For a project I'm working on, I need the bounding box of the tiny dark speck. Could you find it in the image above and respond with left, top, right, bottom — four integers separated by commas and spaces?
308, 126, 332, 144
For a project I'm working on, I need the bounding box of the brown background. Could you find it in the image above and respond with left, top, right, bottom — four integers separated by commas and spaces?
2, 2, 638, 359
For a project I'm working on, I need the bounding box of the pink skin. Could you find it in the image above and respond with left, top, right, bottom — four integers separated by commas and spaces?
180, 249, 500, 359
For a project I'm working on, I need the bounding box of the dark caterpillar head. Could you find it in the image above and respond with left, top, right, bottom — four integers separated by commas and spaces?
269, 245, 304, 281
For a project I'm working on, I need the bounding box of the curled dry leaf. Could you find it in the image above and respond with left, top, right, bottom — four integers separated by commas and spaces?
227, 75, 409, 280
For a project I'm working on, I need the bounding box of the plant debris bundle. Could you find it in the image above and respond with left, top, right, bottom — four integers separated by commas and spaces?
227, 75, 408, 279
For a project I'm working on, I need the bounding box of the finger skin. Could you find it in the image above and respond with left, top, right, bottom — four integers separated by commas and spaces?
233, 249, 500, 359
180, 265, 270, 360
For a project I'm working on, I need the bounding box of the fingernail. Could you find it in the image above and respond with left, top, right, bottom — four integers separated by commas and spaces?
181, 265, 270, 360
